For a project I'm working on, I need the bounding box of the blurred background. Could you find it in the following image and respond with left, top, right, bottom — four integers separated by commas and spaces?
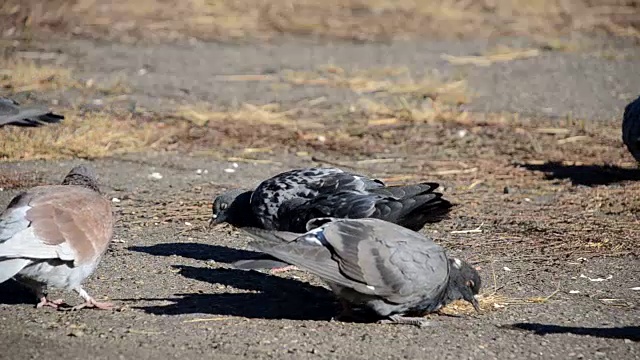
1, 0, 639, 43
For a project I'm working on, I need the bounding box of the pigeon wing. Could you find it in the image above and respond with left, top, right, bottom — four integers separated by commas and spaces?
320, 219, 450, 302
0, 186, 113, 266
0, 98, 64, 127
252, 167, 384, 229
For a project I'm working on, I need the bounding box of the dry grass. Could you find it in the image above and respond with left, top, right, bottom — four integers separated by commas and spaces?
282, 65, 469, 104
0, 111, 173, 160
0, 57, 78, 92
0, 54, 164, 161
439, 290, 562, 315
1, 0, 638, 43
442, 47, 542, 67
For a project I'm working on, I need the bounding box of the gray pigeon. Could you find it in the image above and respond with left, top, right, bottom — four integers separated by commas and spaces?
211, 167, 453, 233
0, 97, 64, 127
239, 218, 481, 326
622, 95, 640, 162
0, 165, 114, 310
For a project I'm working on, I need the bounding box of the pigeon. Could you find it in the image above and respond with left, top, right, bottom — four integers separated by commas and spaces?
239, 218, 481, 327
211, 167, 453, 233
622, 95, 640, 162
0, 165, 115, 310
0, 97, 64, 127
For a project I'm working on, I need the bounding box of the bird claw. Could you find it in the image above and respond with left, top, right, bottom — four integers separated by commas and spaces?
269, 265, 299, 273
60, 299, 115, 311
36, 298, 66, 309
377, 315, 434, 328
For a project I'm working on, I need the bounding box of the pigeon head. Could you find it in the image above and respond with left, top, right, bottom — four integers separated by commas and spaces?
61, 165, 101, 193
445, 257, 482, 312
210, 189, 255, 227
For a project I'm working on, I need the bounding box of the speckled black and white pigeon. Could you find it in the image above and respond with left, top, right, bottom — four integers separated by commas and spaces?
211, 167, 453, 233
0, 165, 114, 310
0, 97, 64, 127
239, 217, 481, 326
622, 95, 640, 162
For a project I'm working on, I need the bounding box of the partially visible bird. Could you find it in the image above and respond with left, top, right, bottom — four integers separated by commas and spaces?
211, 167, 453, 233
622, 95, 640, 162
0, 165, 115, 310
0, 97, 64, 127
239, 218, 481, 327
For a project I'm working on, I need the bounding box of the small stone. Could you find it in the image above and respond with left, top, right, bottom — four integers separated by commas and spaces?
68, 330, 84, 337
111, 197, 121, 203
148, 172, 163, 180
224, 168, 236, 173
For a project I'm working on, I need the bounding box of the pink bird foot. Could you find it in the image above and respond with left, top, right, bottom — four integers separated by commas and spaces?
269, 265, 299, 273
69, 298, 115, 311
36, 297, 65, 309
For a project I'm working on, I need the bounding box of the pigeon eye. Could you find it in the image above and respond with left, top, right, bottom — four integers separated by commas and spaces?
466, 280, 475, 288
220, 203, 228, 210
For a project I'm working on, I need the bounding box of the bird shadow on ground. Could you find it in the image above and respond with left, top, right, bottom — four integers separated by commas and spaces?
128, 243, 263, 263
0, 280, 35, 305
128, 265, 339, 321
504, 323, 640, 341
520, 162, 640, 186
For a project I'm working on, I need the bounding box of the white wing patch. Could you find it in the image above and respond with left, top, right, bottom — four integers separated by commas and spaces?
0, 205, 31, 243
302, 226, 327, 246
0, 205, 77, 263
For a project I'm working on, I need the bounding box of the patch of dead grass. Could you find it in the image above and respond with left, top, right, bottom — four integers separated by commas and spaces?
440, 290, 562, 315
0, 57, 78, 92
0, 111, 173, 160
442, 47, 541, 67
283, 65, 469, 104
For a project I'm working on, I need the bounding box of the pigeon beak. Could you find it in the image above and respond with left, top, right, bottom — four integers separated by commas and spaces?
209, 213, 224, 228
471, 295, 481, 313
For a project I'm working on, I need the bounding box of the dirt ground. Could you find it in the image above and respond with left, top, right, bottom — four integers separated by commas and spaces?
1, 2, 640, 359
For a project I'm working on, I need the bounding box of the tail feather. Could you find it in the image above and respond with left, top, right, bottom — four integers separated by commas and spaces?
371, 182, 439, 199
232, 256, 292, 271
240, 227, 301, 244
373, 183, 454, 230
233, 228, 301, 270
0, 110, 64, 127
0, 258, 30, 284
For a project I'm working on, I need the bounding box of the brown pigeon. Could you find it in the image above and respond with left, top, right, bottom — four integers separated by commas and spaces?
0, 165, 114, 310
0, 97, 64, 127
